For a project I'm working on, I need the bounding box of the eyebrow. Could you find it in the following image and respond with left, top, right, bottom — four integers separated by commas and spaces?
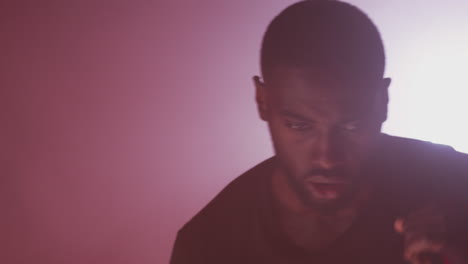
280, 109, 314, 122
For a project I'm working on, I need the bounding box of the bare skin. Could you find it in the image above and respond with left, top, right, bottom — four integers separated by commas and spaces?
272, 167, 368, 251
395, 205, 466, 264
255, 66, 387, 251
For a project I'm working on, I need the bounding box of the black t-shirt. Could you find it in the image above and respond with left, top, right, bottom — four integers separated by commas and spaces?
170, 135, 468, 264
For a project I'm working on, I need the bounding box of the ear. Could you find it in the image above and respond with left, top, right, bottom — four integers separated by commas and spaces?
382, 77, 391, 104
377, 77, 391, 122
253, 76, 269, 121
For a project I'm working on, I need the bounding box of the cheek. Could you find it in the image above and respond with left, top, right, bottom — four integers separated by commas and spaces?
342, 136, 377, 169
269, 120, 311, 175
268, 119, 309, 164
268, 116, 308, 148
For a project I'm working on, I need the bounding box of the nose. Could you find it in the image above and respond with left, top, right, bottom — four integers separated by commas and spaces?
312, 130, 345, 170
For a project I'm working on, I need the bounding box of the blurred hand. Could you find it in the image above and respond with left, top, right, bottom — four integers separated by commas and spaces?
394, 205, 447, 264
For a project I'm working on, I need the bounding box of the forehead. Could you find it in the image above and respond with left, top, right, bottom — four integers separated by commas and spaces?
267, 66, 376, 118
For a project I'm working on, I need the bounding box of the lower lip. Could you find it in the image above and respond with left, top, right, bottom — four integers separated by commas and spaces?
307, 182, 347, 200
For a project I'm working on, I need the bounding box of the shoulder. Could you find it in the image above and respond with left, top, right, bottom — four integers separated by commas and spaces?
177, 157, 275, 239
377, 135, 468, 248
377, 134, 468, 171
378, 134, 457, 157
375, 134, 468, 206
170, 157, 276, 263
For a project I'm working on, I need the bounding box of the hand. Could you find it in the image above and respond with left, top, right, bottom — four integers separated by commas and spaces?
394, 205, 447, 264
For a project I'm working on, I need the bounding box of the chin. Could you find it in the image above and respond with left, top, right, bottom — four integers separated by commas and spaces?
306, 197, 349, 212
301, 187, 357, 212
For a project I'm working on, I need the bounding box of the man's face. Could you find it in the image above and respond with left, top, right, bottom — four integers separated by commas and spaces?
256, 66, 389, 211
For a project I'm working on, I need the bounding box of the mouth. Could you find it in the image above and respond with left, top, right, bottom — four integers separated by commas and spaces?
305, 181, 348, 200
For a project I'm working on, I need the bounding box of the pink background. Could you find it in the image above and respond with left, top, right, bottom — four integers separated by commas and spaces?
3, 1, 468, 263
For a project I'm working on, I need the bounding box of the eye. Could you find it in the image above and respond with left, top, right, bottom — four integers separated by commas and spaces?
285, 121, 313, 131
340, 121, 361, 133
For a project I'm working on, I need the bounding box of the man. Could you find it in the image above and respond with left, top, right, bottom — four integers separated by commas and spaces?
170, 1, 468, 264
